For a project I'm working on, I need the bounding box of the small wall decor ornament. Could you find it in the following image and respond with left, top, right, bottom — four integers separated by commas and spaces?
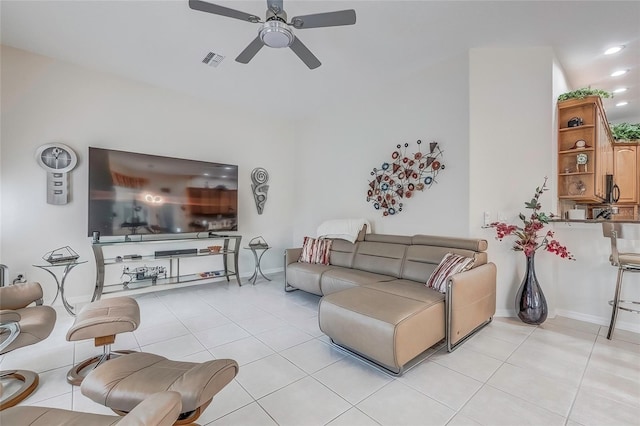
35, 143, 78, 205
367, 140, 445, 216
251, 167, 270, 214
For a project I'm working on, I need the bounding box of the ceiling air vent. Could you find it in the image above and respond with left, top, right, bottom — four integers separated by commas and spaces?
202, 52, 225, 67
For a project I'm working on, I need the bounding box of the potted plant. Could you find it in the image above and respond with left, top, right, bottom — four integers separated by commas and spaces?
611, 122, 640, 142
489, 178, 574, 325
557, 88, 613, 102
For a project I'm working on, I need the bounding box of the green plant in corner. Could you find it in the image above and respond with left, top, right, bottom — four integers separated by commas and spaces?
558, 88, 613, 101
611, 122, 640, 141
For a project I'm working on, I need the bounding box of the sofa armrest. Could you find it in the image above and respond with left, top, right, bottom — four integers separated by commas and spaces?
446, 262, 496, 351
285, 248, 302, 266
0, 282, 44, 310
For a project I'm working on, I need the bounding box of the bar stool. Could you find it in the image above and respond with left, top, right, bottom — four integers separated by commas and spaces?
602, 223, 640, 339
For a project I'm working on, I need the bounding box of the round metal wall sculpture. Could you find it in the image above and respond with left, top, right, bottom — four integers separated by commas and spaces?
367, 140, 445, 216
251, 167, 270, 215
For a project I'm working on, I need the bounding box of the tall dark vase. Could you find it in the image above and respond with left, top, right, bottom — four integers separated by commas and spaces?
516, 252, 548, 325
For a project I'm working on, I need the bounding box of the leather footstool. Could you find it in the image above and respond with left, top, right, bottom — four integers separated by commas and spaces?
81, 352, 239, 425
319, 285, 445, 375
66, 296, 140, 385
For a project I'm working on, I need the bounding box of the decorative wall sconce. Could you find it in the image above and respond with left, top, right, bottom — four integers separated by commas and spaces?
366, 140, 445, 216
35, 143, 78, 205
251, 167, 270, 214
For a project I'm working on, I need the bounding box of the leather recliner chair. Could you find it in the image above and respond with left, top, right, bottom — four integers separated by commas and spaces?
0, 282, 56, 410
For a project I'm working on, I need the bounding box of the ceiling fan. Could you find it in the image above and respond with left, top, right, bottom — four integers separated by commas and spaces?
188, 0, 356, 69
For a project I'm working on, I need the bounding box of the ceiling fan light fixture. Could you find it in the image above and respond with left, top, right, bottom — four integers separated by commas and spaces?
259, 21, 294, 48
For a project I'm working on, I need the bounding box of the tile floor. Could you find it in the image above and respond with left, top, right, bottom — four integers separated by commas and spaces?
1, 273, 639, 425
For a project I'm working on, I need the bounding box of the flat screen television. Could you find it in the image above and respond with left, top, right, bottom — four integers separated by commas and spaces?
88, 147, 238, 237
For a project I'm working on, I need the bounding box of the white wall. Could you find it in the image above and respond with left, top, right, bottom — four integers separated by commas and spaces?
291, 54, 470, 245
0, 46, 295, 302
469, 47, 558, 317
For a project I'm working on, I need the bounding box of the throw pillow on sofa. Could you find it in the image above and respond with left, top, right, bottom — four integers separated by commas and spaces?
426, 252, 475, 293
298, 237, 333, 265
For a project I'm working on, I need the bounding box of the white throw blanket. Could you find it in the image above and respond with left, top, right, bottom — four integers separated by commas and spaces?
316, 218, 371, 243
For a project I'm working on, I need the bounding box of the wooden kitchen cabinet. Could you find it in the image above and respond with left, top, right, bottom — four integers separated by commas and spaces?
613, 144, 638, 204
557, 96, 613, 204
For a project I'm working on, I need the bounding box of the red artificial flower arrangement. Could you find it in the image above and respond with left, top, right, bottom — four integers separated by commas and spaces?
490, 177, 575, 260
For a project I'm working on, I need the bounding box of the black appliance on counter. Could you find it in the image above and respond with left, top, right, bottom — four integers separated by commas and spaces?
605, 174, 621, 204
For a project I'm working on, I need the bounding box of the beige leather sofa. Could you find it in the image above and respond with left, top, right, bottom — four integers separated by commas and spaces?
285, 233, 496, 375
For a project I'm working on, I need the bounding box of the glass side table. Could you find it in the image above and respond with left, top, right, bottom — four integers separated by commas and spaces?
33, 260, 87, 316
244, 245, 271, 285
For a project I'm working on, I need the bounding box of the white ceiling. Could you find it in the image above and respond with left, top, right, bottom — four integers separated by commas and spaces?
1, 0, 639, 122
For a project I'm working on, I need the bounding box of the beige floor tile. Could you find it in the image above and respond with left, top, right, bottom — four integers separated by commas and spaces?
194, 322, 251, 349
506, 338, 590, 386
326, 407, 381, 426
398, 361, 482, 410
542, 316, 601, 335
431, 345, 503, 382
209, 336, 275, 365
459, 386, 566, 426
445, 414, 483, 426
207, 401, 278, 426
599, 324, 640, 345
488, 362, 578, 416
280, 338, 345, 374
179, 310, 232, 333
580, 365, 640, 408
20, 366, 73, 405
258, 376, 351, 426
569, 388, 640, 426
357, 380, 455, 426
235, 312, 288, 335
195, 380, 255, 425
235, 354, 306, 399
463, 330, 521, 361
254, 325, 314, 352
178, 349, 217, 363
313, 358, 392, 405
140, 333, 206, 359
483, 318, 536, 344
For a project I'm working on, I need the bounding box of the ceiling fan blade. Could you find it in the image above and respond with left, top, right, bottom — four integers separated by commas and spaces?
267, 0, 284, 13
290, 9, 356, 29
289, 37, 321, 69
189, 0, 260, 23
236, 37, 265, 64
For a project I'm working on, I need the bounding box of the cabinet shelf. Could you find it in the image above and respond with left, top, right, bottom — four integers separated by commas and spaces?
559, 172, 594, 176
559, 125, 595, 132
558, 148, 595, 155
91, 234, 243, 301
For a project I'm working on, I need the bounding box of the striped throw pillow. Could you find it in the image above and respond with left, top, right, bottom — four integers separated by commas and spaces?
298, 237, 333, 265
426, 252, 475, 293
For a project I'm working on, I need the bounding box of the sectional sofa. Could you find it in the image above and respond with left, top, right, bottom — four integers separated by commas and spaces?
284, 233, 496, 375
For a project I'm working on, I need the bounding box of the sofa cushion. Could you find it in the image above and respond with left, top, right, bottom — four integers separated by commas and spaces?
365, 280, 444, 304
319, 286, 445, 373
320, 268, 395, 295
328, 239, 359, 268
402, 244, 486, 283
299, 237, 332, 264
426, 253, 475, 293
286, 262, 337, 296
352, 241, 407, 277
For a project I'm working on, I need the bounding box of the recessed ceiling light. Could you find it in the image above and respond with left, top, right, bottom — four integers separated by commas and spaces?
616, 101, 629, 107
611, 70, 628, 77
604, 46, 624, 55
613, 88, 628, 94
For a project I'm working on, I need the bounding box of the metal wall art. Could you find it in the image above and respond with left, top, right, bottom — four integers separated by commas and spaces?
367, 140, 445, 216
251, 167, 270, 214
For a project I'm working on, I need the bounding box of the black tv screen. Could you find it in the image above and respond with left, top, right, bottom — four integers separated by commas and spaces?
88, 147, 238, 237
